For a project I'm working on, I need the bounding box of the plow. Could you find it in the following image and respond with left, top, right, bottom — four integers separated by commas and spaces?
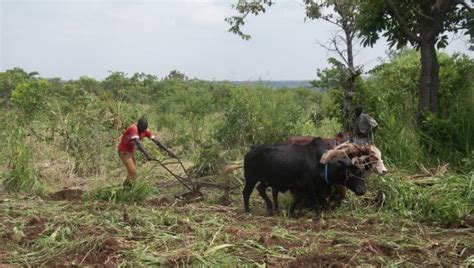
151, 156, 241, 203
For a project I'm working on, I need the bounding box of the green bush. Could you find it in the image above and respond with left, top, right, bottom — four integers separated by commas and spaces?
11, 79, 49, 117
215, 87, 303, 148
1, 127, 47, 195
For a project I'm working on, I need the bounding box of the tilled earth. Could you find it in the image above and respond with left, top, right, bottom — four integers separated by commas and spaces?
0, 186, 472, 267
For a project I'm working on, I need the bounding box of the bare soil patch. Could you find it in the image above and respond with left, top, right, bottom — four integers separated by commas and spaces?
50, 237, 121, 267
24, 217, 46, 241
50, 188, 84, 201
148, 196, 174, 207
286, 254, 350, 268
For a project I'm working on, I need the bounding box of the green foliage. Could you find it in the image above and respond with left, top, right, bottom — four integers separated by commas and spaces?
87, 179, 157, 203
0, 63, 473, 265
190, 141, 235, 176
0, 55, 471, 205
11, 79, 49, 117
164, 69, 187, 81
354, 50, 473, 170
311, 67, 344, 91
215, 87, 302, 148
1, 127, 47, 195
357, 1, 471, 49
354, 50, 421, 167
225, 0, 274, 40
419, 54, 474, 171
58, 101, 127, 176
0, 67, 36, 106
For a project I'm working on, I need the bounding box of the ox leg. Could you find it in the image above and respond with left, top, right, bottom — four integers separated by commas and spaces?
256, 183, 274, 215
243, 179, 258, 213
272, 188, 279, 211
289, 191, 303, 216
307, 183, 322, 217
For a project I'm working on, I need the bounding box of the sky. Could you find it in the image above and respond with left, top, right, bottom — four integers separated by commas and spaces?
1, 0, 472, 81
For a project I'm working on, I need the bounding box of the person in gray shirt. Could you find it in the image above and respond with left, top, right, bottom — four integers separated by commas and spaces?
353, 105, 378, 145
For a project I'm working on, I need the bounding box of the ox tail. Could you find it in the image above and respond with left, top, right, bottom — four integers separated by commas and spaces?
223, 164, 243, 173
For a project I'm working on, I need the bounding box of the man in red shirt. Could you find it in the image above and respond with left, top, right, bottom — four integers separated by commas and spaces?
118, 117, 176, 188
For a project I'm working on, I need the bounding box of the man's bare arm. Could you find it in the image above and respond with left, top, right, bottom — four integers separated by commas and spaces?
151, 138, 177, 158
132, 139, 154, 161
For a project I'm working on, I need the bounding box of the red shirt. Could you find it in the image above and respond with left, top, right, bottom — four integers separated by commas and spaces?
118, 124, 154, 153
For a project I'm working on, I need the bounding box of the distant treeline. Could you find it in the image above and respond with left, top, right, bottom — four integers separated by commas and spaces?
230, 80, 318, 90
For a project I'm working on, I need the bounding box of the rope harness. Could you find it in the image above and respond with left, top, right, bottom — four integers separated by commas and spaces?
357, 158, 384, 172
324, 163, 330, 184
324, 163, 365, 186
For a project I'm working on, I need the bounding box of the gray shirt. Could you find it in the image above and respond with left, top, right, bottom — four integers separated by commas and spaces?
355, 113, 378, 139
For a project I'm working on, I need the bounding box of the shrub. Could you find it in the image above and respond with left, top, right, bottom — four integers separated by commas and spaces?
1, 127, 47, 194
215, 87, 302, 148
11, 79, 49, 118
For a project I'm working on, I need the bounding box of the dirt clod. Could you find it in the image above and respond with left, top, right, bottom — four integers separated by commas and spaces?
78, 237, 121, 266
217, 194, 232, 206
148, 197, 173, 207
25, 217, 46, 240
174, 190, 203, 203
50, 188, 84, 201
287, 254, 349, 268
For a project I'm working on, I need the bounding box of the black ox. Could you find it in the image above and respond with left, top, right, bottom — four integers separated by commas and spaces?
243, 138, 366, 216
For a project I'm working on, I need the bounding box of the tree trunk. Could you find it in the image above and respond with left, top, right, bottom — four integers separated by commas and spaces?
342, 28, 356, 133
342, 76, 355, 132
419, 39, 439, 115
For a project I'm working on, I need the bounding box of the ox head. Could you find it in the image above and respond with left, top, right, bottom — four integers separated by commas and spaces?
352, 144, 387, 175
329, 158, 366, 196
335, 131, 350, 144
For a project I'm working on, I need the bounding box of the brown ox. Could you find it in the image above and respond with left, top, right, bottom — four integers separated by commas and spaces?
282, 132, 350, 148
274, 133, 386, 211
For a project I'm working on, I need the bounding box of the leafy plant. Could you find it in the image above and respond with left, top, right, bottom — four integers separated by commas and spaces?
1, 127, 47, 194
86, 179, 157, 203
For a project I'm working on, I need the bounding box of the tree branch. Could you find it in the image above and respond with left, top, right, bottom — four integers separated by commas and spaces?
331, 36, 350, 67
416, 10, 434, 21
431, 0, 455, 35
322, 16, 341, 27
386, 0, 422, 43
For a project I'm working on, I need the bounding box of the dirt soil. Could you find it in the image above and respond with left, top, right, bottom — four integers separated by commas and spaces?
50, 188, 84, 201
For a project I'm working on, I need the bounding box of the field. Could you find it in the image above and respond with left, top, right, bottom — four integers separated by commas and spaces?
1, 163, 473, 266
1, 51, 473, 266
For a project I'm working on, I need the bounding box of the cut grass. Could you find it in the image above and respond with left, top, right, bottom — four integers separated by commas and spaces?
1, 174, 472, 267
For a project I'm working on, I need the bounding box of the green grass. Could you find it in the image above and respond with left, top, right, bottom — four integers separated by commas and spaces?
85, 178, 158, 204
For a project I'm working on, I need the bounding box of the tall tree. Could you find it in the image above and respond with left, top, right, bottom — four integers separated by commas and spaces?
306, 0, 362, 132
357, 0, 473, 116
227, 0, 362, 132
